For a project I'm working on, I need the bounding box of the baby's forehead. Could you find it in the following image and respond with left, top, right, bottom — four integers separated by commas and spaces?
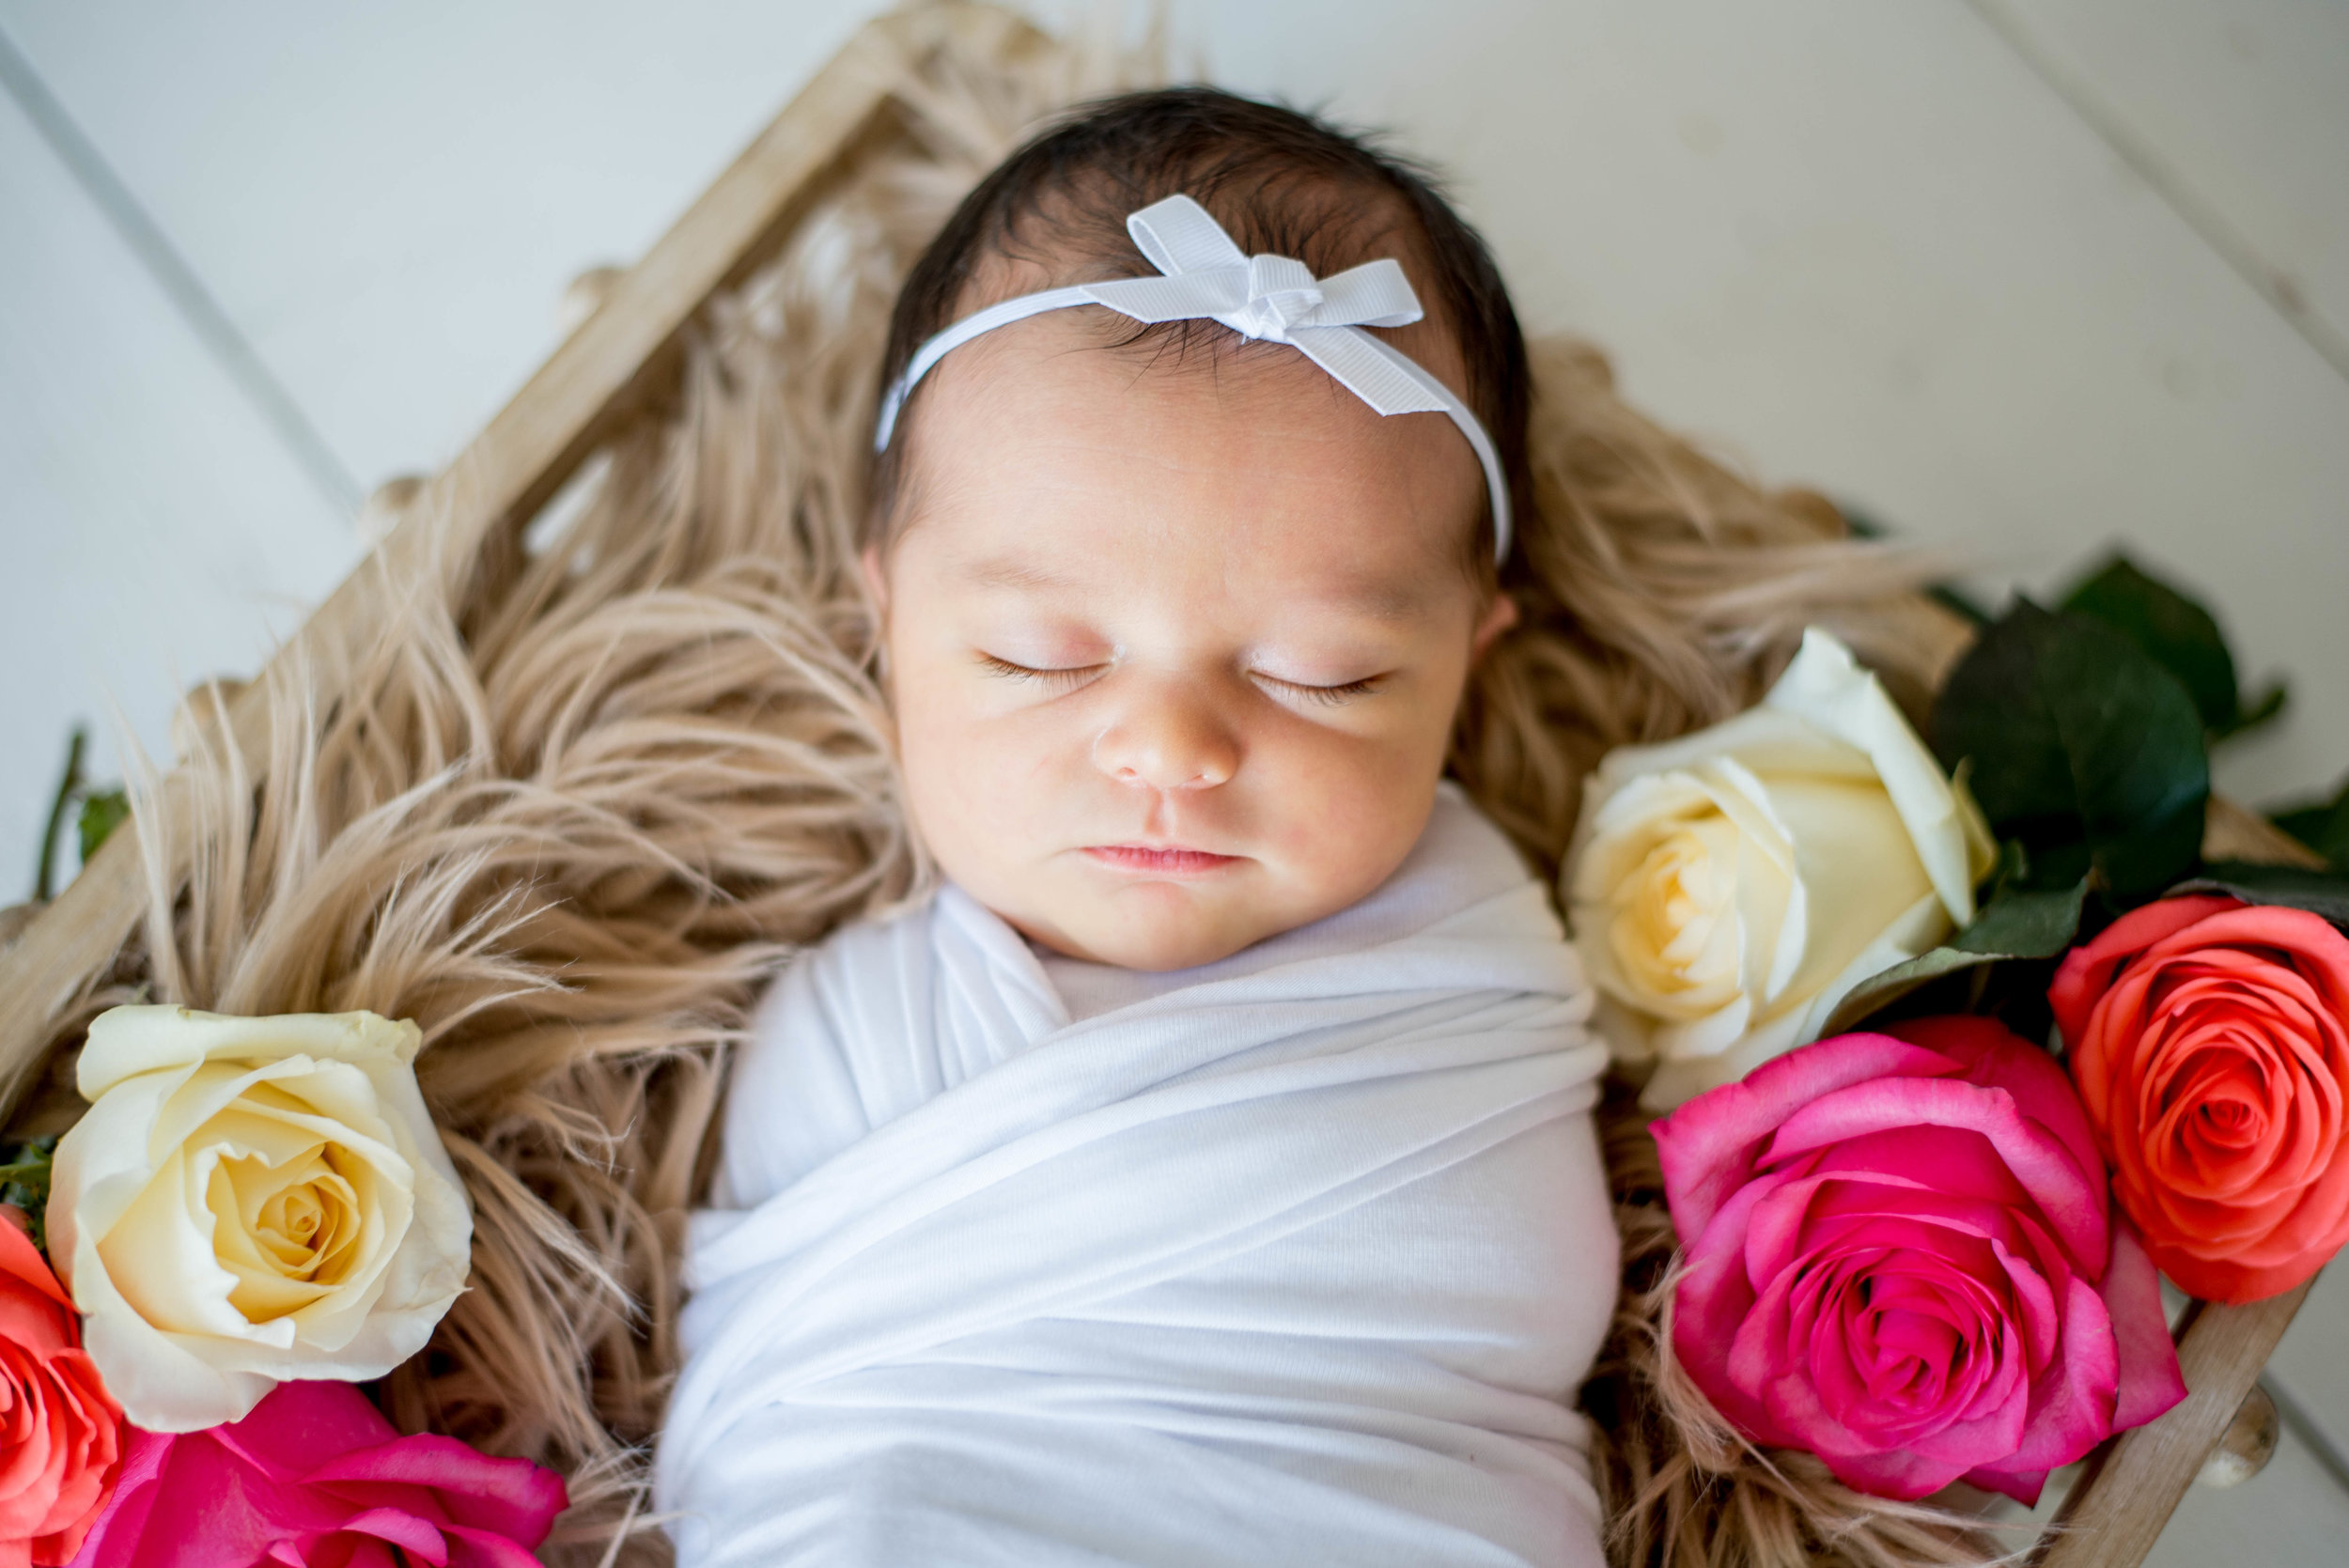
887, 310, 1485, 604
922, 538, 1470, 661
894, 353, 1474, 629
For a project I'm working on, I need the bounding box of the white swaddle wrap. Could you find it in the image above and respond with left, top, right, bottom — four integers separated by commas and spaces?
657, 784, 1617, 1566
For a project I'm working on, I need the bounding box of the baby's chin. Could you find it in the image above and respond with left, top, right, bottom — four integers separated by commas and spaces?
1014, 880, 1309, 973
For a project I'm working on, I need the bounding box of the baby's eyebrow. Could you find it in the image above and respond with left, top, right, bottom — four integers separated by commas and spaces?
960, 555, 1076, 593
1323, 577, 1440, 624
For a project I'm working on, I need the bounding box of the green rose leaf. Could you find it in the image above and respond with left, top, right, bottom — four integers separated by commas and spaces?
2171, 862, 2349, 929
1933, 601, 2208, 899
1949, 880, 2093, 956
2227, 685, 2290, 742
1820, 879, 2089, 1036
2272, 777, 2349, 873
76, 788, 129, 867
2061, 554, 2286, 742
0, 1135, 56, 1252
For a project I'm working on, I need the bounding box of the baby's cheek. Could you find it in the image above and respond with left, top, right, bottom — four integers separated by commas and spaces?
1253, 726, 1442, 904
896, 684, 1071, 863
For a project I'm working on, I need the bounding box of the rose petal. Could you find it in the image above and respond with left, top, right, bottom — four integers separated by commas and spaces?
1769, 1078, 2108, 1272
1747, 772, 1937, 1018
1763, 627, 1989, 926
54, 1427, 166, 1568
0, 1228, 74, 1327
62, 1383, 567, 1568
1803, 1420, 1978, 1501
309, 1436, 569, 1539
441, 1523, 560, 1568
1674, 1181, 1792, 1444
1963, 1459, 2056, 1507
2049, 895, 2246, 1051
1886, 1016, 2105, 1205
313, 1506, 449, 1565
2098, 1218, 2187, 1431
1997, 1271, 2118, 1479
1653, 1032, 1956, 1242
75, 1008, 424, 1100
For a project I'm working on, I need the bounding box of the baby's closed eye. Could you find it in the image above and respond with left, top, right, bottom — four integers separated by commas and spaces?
974, 651, 1102, 692
973, 651, 1385, 706
1257, 671, 1383, 706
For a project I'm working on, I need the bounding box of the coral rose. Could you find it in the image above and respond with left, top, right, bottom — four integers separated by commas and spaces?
46, 1007, 472, 1434
1654, 1017, 2185, 1502
64, 1379, 566, 1568
0, 1213, 121, 1567
2051, 894, 2349, 1303
1567, 629, 1995, 1111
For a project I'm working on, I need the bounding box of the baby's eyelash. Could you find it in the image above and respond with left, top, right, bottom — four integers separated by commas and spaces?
975, 654, 1381, 705
1263, 674, 1383, 706
975, 653, 1098, 689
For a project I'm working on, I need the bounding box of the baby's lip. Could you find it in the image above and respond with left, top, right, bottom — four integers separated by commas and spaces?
1082, 844, 1243, 876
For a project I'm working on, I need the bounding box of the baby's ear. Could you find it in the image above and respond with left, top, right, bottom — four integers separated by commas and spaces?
1470, 592, 1519, 662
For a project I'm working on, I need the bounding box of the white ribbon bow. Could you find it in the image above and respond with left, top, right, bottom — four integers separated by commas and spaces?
873, 194, 1512, 562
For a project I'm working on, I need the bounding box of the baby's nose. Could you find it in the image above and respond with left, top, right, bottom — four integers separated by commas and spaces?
1091, 686, 1238, 792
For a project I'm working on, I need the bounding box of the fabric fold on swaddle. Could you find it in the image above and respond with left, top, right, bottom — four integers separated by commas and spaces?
657, 784, 1616, 1567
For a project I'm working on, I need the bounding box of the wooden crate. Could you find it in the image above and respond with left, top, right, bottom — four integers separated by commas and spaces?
0, 6, 2317, 1562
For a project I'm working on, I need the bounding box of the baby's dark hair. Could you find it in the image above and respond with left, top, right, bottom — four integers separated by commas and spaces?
867, 86, 1532, 584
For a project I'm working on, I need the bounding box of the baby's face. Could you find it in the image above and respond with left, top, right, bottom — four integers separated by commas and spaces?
866, 312, 1512, 971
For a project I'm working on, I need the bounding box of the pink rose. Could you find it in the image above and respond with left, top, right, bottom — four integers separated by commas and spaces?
66, 1381, 565, 1568
1654, 1017, 2186, 1502
0, 1213, 122, 1566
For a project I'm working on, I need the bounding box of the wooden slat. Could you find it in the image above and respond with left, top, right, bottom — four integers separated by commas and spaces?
2203, 795, 2323, 867
2033, 1278, 2320, 1567
0, 2, 995, 1116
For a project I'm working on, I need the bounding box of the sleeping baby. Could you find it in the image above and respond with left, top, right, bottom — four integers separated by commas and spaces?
655, 88, 1617, 1566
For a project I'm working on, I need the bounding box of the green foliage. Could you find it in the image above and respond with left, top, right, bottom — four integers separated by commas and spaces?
76, 789, 129, 865
32, 730, 84, 903
1952, 880, 2093, 956
30, 725, 131, 902
1822, 540, 2344, 1048
2174, 862, 2349, 927
2272, 777, 2349, 873
0, 1137, 56, 1253
2061, 554, 2286, 743
1933, 600, 2208, 900
1823, 880, 2088, 1036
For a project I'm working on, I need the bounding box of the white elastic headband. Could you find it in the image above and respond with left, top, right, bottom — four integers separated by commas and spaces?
873, 194, 1513, 563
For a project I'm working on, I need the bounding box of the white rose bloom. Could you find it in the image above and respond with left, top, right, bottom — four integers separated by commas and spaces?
46, 1005, 472, 1432
1565, 628, 1995, 1111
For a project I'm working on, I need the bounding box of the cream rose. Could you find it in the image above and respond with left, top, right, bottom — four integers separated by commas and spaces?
45, 1005, 472, 1433
1566, 629, 1995, 1110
